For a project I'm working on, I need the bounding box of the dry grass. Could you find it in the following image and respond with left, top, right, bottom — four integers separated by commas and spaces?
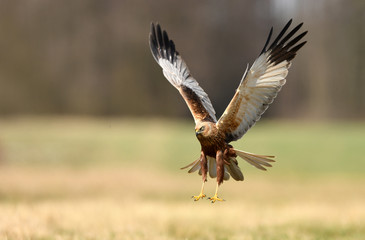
0, 167, 364, 240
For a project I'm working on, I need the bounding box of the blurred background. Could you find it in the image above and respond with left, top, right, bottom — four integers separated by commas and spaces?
0, 0, 364, 118
0, 1, 364, 239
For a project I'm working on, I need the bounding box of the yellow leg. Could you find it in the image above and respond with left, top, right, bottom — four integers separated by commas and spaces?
208, 182, 225, 203
192, 181, 206, 201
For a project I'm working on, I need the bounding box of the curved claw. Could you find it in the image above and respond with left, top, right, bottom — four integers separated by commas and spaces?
192, 193, 206, 201
208, 195, 225, 203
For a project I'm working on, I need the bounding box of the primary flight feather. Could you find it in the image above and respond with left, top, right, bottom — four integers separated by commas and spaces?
149, 19, 307, 203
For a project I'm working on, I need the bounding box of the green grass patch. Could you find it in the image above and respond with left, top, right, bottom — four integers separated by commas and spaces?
0, 117, 364, 177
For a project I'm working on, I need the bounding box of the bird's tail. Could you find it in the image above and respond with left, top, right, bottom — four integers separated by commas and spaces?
224, 156, 244, 181
181, 157, 201, 173
180, 157, 232, 180
180, 156, 243, 181
234, 149, 275, 171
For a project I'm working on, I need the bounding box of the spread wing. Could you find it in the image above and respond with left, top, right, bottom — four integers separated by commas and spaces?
217, 19, 307, 142
149, 23, 217, 123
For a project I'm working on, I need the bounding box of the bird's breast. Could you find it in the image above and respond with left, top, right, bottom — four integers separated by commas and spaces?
197, 134, 227, 157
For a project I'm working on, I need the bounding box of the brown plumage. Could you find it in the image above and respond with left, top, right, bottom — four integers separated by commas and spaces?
149, 19, 307, 202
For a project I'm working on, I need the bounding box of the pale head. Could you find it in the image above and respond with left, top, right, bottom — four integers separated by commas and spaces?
195, 121, 213, 137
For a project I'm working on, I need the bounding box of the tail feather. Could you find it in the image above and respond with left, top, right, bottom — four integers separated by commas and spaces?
245, 155, 273, 167
181, 156, 230, 180
225, 157, 244, 181
189, 162, 201, 173
238, 150, 275, 162
235, 149, 275, 171
180, 157, 199, 170
207, 156, 217, 178
181, 157, 202, 173
208, 156, 230, 180
223, 168, 230, 180
241, 157, 267, 171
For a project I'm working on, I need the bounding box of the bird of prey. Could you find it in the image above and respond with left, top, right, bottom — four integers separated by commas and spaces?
149, 19, 307, 203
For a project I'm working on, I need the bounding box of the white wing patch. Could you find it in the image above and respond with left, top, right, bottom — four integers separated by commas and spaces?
218, 51, 289, 142
216, 20, 307, 142
159, 57, 217, 123
149, 23, 217, 123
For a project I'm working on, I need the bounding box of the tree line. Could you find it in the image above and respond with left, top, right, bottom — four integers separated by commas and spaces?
0, 0, 363, 119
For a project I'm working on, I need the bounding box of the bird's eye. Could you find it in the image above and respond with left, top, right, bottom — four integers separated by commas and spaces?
200, 126, 205, 131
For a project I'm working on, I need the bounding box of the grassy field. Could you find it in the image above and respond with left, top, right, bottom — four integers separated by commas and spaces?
0, 117, 364, 239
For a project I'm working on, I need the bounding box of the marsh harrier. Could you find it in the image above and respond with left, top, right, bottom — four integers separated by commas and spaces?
149, 19, 307, 202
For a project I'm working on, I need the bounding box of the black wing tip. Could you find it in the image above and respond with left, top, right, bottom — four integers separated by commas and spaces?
149, 22, 159, 62
267, 19, 293, 50
301, 30, 308, 38
290, 40, 307, 53
263, 19, 307, 65
149, 22, 178, 63
260, 27, 273, 55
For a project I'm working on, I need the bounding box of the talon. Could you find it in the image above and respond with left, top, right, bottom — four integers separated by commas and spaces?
192, 193, 206, 201
208, 195, 225, 203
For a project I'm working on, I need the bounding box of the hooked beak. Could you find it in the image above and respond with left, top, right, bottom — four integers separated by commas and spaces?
195, 129, 201, 136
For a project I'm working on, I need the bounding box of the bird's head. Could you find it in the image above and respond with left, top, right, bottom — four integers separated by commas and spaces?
195, 122, 210, 138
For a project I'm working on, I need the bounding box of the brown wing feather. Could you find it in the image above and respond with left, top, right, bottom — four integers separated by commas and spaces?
179, 85, 216, 122
217, 20, 307, 142
149, 23, 217, 123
